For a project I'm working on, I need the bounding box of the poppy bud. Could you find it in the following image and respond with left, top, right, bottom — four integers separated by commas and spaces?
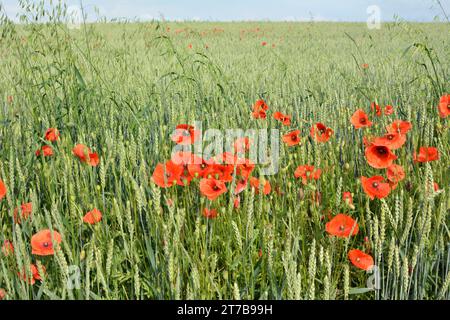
344, 163, 350, 170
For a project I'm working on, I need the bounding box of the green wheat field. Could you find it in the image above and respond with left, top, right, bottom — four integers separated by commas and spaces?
0, 2, 449, 300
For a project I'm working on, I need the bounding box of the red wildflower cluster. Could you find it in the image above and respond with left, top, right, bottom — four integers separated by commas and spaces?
251, 99, 269, 119
371, 102, 395, 117
152, 123, 272, 219
359, 117, 415, 199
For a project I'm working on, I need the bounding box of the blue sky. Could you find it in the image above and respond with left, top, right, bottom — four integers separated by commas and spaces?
1, 0, 449, 22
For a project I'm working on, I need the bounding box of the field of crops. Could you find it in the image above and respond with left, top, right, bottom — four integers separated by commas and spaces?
0, 5, 449, 300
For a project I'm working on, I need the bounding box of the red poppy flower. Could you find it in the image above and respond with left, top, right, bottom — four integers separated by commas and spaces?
235, 178, 248, 194
371, 102, 382, 116
273, 112, 291, 126
342, 192, 353, 205
171, 124, 199, 145
203, 208, 218, 219
205, 164, 234, 182
177, 169, 193, 187
187, 155, 213, 178
413, 147, 440, 163
13, 202, 32, 224
252, 99, 269, 119
152, 160, 183, 188
171, 151, 195, 186
361, 176, 391, 200
0, 288, 6, 300
255, 99, 269, 111
386, 164, 405, 183
261, 41, 267, 46
282, 130, 301, 146
234, 137, 253, 154
438, 94, 449, 118
72, 144, 100, 166
72, 144, 90, 161
1, 240, 14, 256
45, 128, 60, 142
31, 229, 62, 256
294, 165, 321, 185
348, 249, 374, 271
187, 44, 192, 49
361, 63, 369, 69
18, 264, 45, 285
83, 208, 102, 225
199, 178, 227, 200
0, 179, 6, 201
350, 109, 372, 129
372, 132, 406, 150
88, 153, 100, 166
386, 120, 412, 135
365, 144, 397, 169
35, 145, 53, 157
310, 123, 333, 143
237, 159, 255, 178
384, 105, 394, 115
249, 177, 271, 195
325, 214, 359, 238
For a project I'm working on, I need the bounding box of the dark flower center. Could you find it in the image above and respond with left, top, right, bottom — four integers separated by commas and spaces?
387, 135, 394, 140
372, 182, 379, 188
377, 147, 387, 155
213, 185, 220, 191
360, 118, 366, 124
339, 225, 345, 231
43, 242, 49, 248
